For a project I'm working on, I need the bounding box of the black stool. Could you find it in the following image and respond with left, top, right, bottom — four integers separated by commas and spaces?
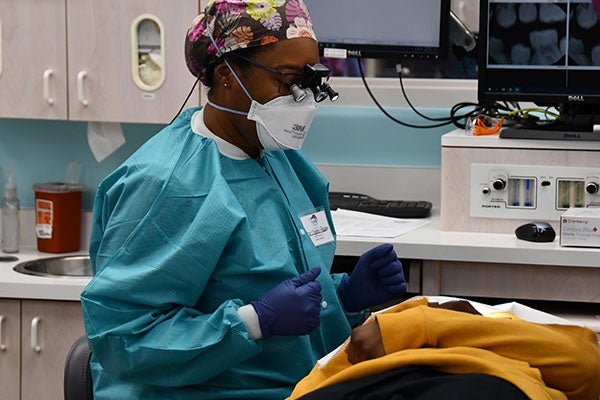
63, 335, 94, 400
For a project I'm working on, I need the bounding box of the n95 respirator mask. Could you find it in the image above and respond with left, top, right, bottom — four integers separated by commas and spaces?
247, 93, 317, 151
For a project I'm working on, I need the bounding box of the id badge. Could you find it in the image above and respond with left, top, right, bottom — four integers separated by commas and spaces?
299, 207, 334, 247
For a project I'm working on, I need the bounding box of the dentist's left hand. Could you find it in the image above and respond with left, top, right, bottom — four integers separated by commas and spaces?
339, 244, 406, 313
251, 267, 322, 338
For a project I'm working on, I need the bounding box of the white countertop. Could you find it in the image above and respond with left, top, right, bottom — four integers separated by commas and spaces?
2, 210, 599, 302
442, 129, 600, 151
335, 210, 600, 268
0, 249, 91, 301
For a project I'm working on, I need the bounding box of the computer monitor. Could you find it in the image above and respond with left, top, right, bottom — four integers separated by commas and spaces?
303, 0, 450, 60
478, 0, 600, 139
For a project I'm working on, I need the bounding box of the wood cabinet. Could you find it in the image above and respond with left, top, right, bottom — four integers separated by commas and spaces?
0, 0, 199, 123
66, 0, 199, 123
0, 298, 85, 400
0, 299, 20, 400
0, 0, 68, 120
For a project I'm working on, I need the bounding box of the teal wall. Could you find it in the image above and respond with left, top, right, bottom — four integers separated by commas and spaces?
303, 105, 450, 166
0, 105, 453, 210
0, 119, 162, 211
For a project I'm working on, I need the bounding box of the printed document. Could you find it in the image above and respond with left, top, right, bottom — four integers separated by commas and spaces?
331, 208, 430, 238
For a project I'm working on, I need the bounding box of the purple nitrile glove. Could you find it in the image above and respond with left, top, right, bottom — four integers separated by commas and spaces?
250, 267, 322, 338
339, 244, 406, 312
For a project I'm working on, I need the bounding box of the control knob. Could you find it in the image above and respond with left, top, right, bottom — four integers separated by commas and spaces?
585, 182, 599, 194
492, 178, 506, 191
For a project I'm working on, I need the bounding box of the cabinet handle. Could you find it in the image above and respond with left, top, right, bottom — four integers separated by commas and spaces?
0, 315, 6, 351
31, 316, 42, 353
0, 19, 3, 77
43, 69, 55, 105
77, 71, 89, 107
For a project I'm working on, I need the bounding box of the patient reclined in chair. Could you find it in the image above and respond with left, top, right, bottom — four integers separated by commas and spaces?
288, 297, 600, 400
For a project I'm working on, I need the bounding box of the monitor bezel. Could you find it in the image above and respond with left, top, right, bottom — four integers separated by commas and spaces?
313, 0, 451, 61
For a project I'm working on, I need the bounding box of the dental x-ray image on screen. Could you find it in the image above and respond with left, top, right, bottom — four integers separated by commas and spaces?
487, 2, 600, 67
478, 0, 600, 138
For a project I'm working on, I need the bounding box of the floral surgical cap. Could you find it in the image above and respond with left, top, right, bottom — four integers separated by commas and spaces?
185, 0, 317, 85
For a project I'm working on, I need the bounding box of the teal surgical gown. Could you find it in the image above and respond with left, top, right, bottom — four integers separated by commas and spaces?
80, 107, 354, 400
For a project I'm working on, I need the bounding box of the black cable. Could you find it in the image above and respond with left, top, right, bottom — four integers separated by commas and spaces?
396, 64, 460, 123
396, 63, 489, 129
169, 77, 201, 125
357, 60, 455, 129
358, 60, 484, 130
449, 101, 485, 129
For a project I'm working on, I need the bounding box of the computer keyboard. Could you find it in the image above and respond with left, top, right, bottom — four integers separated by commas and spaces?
328, 192, 432, 219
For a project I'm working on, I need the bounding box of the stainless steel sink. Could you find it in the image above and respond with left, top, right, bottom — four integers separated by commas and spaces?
13, 255, 92, 278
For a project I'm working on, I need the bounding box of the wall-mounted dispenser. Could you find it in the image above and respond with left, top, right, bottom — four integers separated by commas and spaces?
131, 14, 165, 92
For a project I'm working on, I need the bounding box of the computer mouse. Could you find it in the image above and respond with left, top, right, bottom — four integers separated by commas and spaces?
514, 221, 556, 243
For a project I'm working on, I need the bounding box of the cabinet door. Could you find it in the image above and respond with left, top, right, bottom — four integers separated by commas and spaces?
21, 300, 85, 400
67, 0, 199, 123
0, 0, 68, 119
0, 299, 20, 400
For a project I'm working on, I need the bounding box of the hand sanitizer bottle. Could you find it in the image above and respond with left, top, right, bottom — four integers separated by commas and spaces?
2, 171, 20, 253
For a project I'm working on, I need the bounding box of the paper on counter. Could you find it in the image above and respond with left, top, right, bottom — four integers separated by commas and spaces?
87, 122, 126, 162
331, 208, 430, 238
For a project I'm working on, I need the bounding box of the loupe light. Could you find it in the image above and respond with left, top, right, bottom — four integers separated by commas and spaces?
323, 83, 339, 102
313, 87, 328, 102
290, 84, 308, 102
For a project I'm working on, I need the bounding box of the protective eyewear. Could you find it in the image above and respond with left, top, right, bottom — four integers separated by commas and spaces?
226, 53, 339, 103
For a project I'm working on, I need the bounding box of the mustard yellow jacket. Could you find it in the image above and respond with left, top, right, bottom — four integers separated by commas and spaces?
289, 298, 600, 400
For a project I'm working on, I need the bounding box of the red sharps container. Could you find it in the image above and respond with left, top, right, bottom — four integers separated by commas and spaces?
33, 182, 84, 253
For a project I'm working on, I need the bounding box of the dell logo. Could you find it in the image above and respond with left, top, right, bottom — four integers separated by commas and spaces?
568, 95, 584, 101
347, 50, 363, 57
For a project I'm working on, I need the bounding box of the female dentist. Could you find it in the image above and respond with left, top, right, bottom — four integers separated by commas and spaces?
80, 1, 406, 399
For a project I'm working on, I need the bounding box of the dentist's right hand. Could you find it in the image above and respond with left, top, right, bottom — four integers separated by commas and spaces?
251, 267, 322, 339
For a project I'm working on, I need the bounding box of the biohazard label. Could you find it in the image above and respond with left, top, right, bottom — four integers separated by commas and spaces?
35, 199, 53, 239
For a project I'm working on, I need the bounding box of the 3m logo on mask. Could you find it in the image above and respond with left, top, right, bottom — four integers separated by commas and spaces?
291, 124, 307, 139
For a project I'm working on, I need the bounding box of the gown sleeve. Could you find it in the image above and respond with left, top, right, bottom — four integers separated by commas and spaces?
81, 163, 262, 387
